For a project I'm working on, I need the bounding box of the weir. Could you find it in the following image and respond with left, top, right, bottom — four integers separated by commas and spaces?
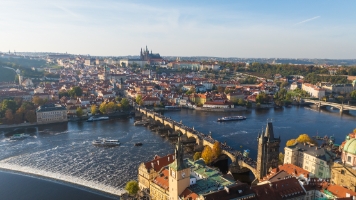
0, 162, 125, 196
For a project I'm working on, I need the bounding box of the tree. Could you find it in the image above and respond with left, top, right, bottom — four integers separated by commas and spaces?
296, 133, 317, 144
2, 99, 17, 112
125, 180, 139, 195
91, 105, 97, 115
25, 110, 36, 123
237, 98, 245, 106
201, 146, 213, 164
13, 113, 23, 124
286, 139, 296, 146
76, 107, 83, 118
99, 102, 107, 114
106, 102, 117, 113
59, 90, 69, 99
351, 90, 356, 100
279, 153, 284, 165
32, 96, 45, 106
68, 86, 83, 98
5, 109, 13, 124
212, 141, 222, 159
193, 152, 202, 161
136, 95, 143, 106
120, 98, 130, 110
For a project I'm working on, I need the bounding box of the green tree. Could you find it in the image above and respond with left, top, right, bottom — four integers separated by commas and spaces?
237, 98, 245, 106
68, 86, 83, 98
76, 107, 83, 118
125, 180, 139, 195
120, 98, 130, 110
351, 90, 356, 100
59, 90, 69, 99
136, 95, 143, 106
193, 152, 202, 161
201, 146, 213, 164
25, 110, 37, 123
2, 99, 17, 112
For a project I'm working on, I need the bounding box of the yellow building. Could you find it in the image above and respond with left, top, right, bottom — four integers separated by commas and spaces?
137, 154, 175, 190
36, 104, 67, 124
149, 168, 170, 200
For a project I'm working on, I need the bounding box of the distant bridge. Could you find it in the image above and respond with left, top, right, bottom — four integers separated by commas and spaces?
303, 99, 356, 113
136, 107, 260, 179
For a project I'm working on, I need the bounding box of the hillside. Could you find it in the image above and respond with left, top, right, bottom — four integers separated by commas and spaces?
0, 66, 16, 82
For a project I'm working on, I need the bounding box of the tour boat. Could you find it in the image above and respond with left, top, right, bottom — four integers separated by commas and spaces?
217, 116, 246, 122
92, 138, 120, 147
134, 142, 143, 146
10, 133, 31, 140
86, 116, 109, 122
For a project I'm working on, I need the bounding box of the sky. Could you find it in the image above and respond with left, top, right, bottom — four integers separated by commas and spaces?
0, 0, 355, 59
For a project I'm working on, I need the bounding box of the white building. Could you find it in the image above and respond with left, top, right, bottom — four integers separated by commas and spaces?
302, 83, 325, 99
284, 143, 334, 179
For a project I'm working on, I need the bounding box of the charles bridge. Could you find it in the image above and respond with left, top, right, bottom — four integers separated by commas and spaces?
135, 106, 261, 181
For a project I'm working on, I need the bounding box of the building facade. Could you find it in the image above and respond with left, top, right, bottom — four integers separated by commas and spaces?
331, 137, 356, 192
284, 143, 334, 179
36, 104, 67, 124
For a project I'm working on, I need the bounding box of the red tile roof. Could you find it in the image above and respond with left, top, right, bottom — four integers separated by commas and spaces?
143, 154, 175, 172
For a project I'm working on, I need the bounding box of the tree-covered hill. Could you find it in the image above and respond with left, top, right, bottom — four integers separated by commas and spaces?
0, 66, 16, 82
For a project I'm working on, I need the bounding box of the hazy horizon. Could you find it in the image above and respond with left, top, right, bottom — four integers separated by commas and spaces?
1, 0, 355, 59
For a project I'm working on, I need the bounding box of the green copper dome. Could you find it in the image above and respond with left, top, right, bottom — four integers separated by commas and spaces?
343, 138, 356, 154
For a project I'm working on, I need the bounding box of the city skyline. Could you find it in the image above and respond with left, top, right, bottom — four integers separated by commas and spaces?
1, 0, 355, 59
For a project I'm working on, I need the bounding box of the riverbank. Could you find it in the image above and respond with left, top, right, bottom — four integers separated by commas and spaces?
0, 111, 132, 131
195, 107, 247, 112
0, 162, 123, 197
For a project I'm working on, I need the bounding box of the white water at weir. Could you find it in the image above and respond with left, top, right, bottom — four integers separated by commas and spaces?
0, 120, 175, 197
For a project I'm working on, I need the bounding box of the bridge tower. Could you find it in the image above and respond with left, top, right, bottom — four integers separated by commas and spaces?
256, 122, 280, 179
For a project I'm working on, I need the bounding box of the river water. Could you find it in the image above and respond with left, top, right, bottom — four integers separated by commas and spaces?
0, 106, 355, 199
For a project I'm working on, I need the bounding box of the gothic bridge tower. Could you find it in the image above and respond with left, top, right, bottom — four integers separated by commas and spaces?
256, 122, 280, 179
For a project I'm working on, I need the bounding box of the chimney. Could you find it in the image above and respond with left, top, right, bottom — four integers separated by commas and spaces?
168, 156, 170, 162
157, 160, 160, 165
151, 162, 154, 168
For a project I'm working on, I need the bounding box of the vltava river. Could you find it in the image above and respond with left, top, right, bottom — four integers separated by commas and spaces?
0, 106, 355, 199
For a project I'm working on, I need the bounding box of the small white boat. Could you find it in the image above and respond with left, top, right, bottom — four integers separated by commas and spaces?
134, 121, 146, 126
10, 133, 31, 140
87, 116, 109, 122
217, 116, 246, 122
92, 138, 120, 147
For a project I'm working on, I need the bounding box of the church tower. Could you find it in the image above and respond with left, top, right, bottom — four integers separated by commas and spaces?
256, 122, 280, 179
169, 135, 190, 200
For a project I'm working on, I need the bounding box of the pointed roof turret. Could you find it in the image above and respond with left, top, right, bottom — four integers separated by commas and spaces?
170, 133, 187, 171
264, 122, 274, 139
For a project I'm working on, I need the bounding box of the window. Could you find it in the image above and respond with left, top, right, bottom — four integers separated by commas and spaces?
319, 166, 324, 171
341, 170, 345, 175
348, 156, 352, 162
318, 172, 323, 177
